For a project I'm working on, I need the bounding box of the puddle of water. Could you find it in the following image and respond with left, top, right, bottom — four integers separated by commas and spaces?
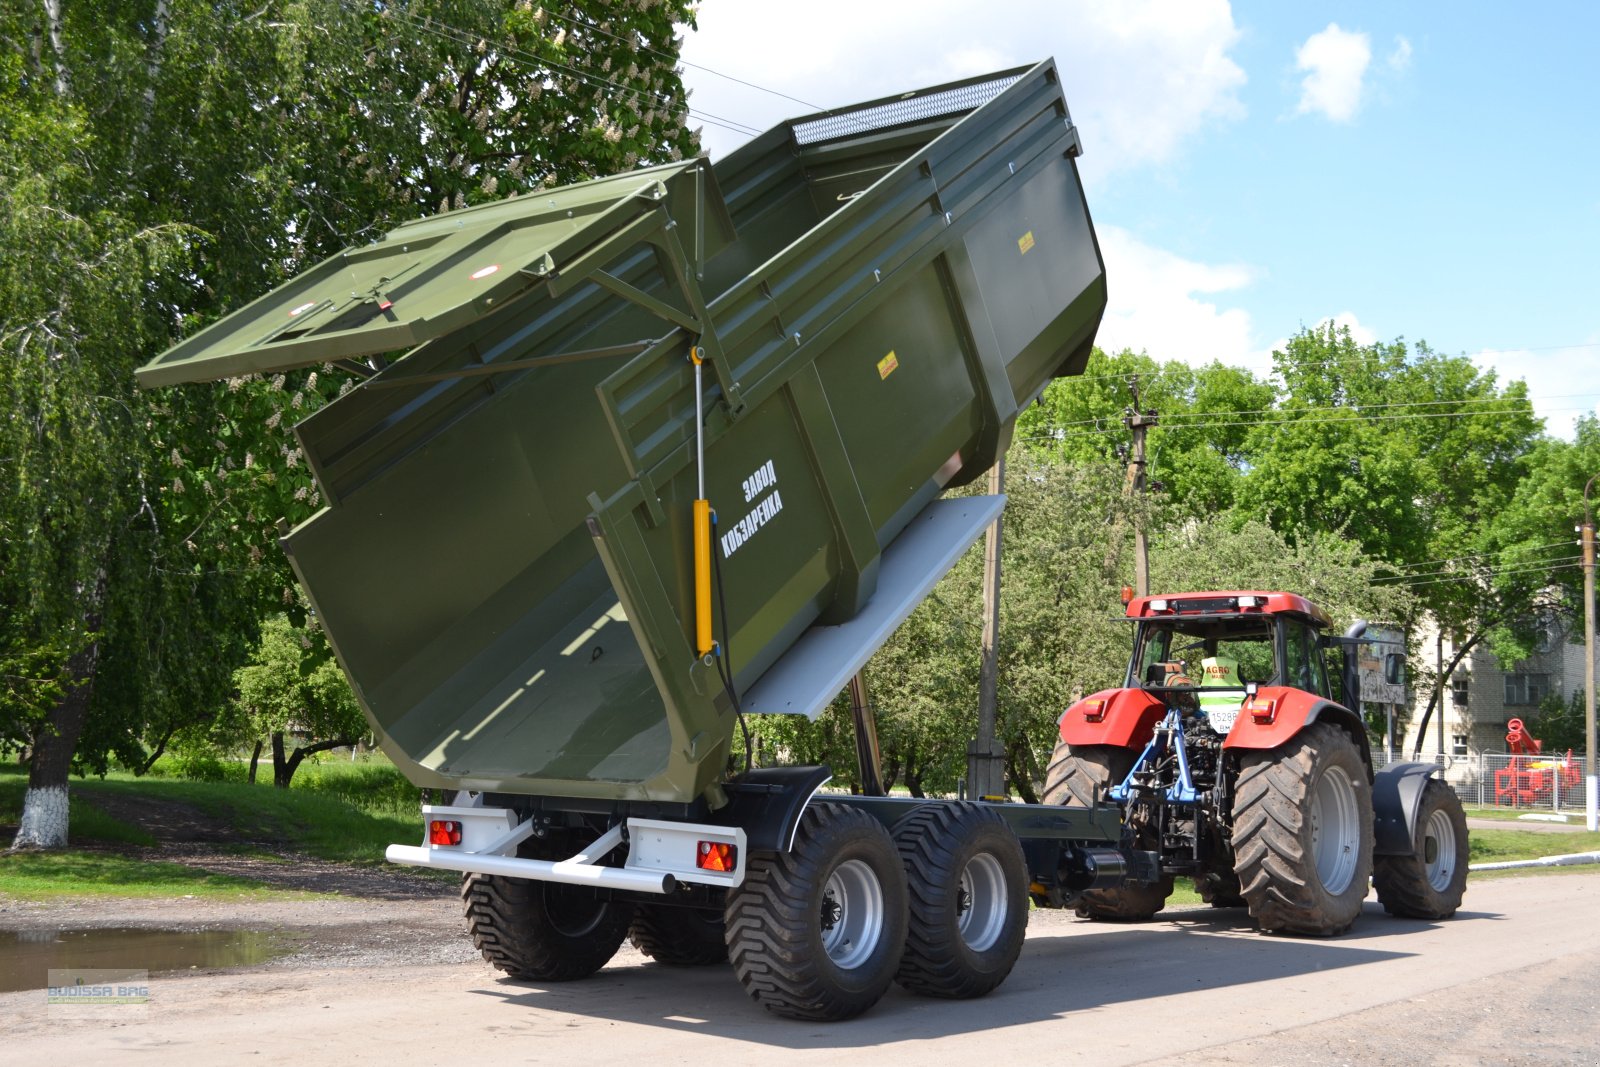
0, 928, 300, 994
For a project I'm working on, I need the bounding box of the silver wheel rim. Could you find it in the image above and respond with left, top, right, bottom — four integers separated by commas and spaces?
820, 859, 884, 970
1309, 764, 1361, 895
957, 852, 1008, 952
1423, 807, 1458, 892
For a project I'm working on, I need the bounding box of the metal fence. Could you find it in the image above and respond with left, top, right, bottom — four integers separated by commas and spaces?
1372, 750, 1590, 813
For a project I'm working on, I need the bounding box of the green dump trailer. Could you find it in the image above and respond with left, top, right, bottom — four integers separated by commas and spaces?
140, 60, 1124, 1019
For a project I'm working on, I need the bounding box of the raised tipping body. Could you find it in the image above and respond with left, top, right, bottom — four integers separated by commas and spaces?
139, 60, 1106, 807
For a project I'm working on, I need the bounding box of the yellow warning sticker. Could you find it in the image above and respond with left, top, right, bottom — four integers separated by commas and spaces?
877, 351, 899, 380
1018, 230, 1036, 255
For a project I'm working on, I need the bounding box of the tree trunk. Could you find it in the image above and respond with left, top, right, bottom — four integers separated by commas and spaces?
134, 722, 176, 776
1411, 633, 1481, 760
12, 640, 98, 850
1006, 737, 1041, 805
42, 0, 70, 98
272, 732, 356, 788
248, 739, 264, 784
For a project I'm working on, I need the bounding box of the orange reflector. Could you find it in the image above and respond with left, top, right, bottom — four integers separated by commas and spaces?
1082, 698, 1108, 723
1247, 698, 1278, 724
697, 841, 737, 872
428, 820, 462, 846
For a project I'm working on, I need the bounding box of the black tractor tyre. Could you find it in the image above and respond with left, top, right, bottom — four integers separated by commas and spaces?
725, 802, 909, 1021
891, 802, 1029, 999
1373, 778, 1469, 920
1232, 722, 1375, 937
629, 903, 728, 966
462, 868, 632, 982
1042, 739, 1174, 921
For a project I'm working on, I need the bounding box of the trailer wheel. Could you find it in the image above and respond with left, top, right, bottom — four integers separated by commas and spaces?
1042, 740, 1173, 920
891, 803, 1028, 999
462, 870, 632, 981
629, 904, 728, 966
1373, 778, 1469, 920
725, 802, 908, 1021
1232, 722, 1374, 937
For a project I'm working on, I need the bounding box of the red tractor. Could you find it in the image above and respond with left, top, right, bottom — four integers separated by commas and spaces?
1045, 591, 1469, 936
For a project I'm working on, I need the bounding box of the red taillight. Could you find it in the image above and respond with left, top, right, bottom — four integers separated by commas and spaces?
697, 841, 737, 872
428, 820, 462, 846
1081, 698, 1108, 723
1247, 698, 1278, 724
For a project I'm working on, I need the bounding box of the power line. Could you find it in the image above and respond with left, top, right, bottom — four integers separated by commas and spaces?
1055, 346, 1600, 387
1374, 553, 1583, 585
1018, 404, 1538, 443
382, 5, 766, 139
1038, 393, 1551, 432
1383, 540, 1578, 573
539, 6, 827, 114
1382, 560, 1582, 590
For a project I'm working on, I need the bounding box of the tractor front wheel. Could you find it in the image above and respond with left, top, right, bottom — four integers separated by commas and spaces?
1232, 722, 1374, 937
1373, 778, 1469, 920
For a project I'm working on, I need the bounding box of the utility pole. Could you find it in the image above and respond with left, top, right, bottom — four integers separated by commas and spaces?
1582, 476, 1597, 832
970, 457, 1007, 800
1122, 377, 1157, 596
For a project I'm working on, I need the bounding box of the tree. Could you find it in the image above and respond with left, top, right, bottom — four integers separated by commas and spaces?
232, 616, 366, 787
1, 0, 701, 847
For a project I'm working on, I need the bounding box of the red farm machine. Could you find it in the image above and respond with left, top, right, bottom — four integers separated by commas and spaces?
1046, 591, 1469, 935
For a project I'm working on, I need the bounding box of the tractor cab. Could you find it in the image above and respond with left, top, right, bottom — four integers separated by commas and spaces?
1124, 592, 1335, 732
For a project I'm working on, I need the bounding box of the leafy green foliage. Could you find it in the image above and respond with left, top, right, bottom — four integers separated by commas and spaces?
1528, 689, 1589, 756
231, 616, 366, 786
0, 1, 702, 826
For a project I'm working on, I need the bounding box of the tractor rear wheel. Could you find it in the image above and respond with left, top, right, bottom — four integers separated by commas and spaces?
892, 802, 1029, 999
1232, 722, 1374, 936
462, 869, 632, 981
1043, 740, 1173, 921
1373, 778, 1469, 920
629, 903, 728, 966
725, 802, 908, 1021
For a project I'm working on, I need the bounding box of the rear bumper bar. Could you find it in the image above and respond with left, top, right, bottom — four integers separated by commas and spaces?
385, 843, 676, 894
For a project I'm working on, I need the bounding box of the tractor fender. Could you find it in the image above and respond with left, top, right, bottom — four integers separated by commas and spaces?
1221, 687, 1373, 769
1372, 761, 1441, 856
1059, 688, 1166, 749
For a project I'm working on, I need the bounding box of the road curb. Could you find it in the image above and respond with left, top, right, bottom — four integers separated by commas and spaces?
1469, 851, 1600, 872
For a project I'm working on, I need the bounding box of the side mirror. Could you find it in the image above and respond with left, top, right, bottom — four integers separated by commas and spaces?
1384, 653, 1405, 685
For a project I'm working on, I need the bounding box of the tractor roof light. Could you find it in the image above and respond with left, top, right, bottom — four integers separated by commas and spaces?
1237, 595, 1262, 608
1149, 598, 1169, 613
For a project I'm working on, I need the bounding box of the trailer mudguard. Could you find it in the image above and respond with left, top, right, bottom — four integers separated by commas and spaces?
714, 764, 834, 852
1059, 688, 1165, 749
1220, 687, 1371, 768
1372, 761, 1440, 857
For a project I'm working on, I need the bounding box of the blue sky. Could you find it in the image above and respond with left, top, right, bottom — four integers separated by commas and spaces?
679, 1, 1599, 437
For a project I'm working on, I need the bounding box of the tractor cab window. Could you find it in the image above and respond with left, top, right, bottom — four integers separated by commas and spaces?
1132, 619, 1276, 689
1282, 620, 1329, 696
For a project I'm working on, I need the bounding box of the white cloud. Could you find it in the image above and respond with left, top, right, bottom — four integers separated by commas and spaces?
679, 0, 1246, 173
1469, 343, 1600, 440
1294, 23, 1372, 123
1388, 35, 1413, 72
1094, 225, 1260, 369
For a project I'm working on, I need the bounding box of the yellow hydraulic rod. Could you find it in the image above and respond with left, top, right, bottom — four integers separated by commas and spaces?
691, 348, 713, 656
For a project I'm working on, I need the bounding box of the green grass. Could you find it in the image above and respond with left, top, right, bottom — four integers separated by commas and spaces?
0, 850, 291, 900
0, 757, 423, 865
1467, 826, 1600, 865
1462, 805, 1587, 823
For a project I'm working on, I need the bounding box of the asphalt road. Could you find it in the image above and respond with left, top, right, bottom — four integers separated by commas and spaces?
5, 871, 1597, 1066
